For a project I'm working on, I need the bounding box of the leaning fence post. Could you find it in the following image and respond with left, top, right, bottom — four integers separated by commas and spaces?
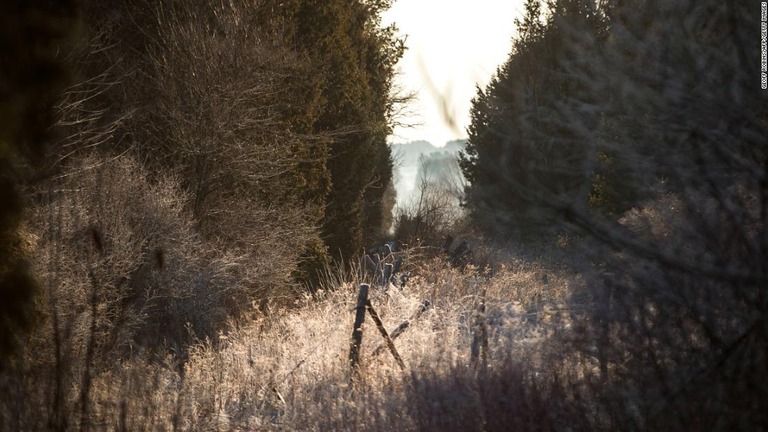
349, 284, 370, 377
365, 300, 406, 370
371, 300, 431, 357
364, 254, 378, 273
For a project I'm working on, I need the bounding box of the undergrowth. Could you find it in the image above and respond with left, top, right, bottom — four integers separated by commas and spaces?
1, 246, 585, 431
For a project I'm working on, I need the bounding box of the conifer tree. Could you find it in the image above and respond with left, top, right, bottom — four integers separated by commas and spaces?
460, 0, 613, 240
267, 0, 404, 259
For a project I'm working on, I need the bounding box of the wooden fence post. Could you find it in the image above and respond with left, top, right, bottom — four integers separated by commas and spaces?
382, 263, 393, 287
349, 284, 370, 376
393, 256, 403, 275
471, 289, 489, 370
365, 300, 406, 370
371, 300, 431, 357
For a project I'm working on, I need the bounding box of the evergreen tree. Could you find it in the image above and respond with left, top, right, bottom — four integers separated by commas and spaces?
53, 0, 351, 284
460, 0, 615, 240
267, 0, 404, 259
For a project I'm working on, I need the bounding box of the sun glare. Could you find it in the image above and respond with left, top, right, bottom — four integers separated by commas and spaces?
383, 0, 525, 146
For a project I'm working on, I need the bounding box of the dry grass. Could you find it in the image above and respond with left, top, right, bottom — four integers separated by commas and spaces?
173, 257, 579, 431
1, 245, 585, 431
6, 210, 759, 430
11, 183, 758, 430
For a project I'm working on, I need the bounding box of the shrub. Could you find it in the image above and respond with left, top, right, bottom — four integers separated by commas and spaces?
27, 154, 212, 360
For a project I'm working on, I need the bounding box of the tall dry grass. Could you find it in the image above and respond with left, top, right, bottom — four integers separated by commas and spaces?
2, 240, 588, 431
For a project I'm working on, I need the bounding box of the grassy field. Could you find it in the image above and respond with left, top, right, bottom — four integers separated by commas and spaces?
2, 247, 592, 431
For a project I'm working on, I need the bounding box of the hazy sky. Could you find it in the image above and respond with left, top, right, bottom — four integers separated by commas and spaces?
382, 0, 526, 147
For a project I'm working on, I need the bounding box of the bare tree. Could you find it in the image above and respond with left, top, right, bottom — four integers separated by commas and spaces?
395, 153, 465, 244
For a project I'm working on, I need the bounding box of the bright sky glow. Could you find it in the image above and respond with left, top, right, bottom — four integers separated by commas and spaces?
382, 0, 526, 147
